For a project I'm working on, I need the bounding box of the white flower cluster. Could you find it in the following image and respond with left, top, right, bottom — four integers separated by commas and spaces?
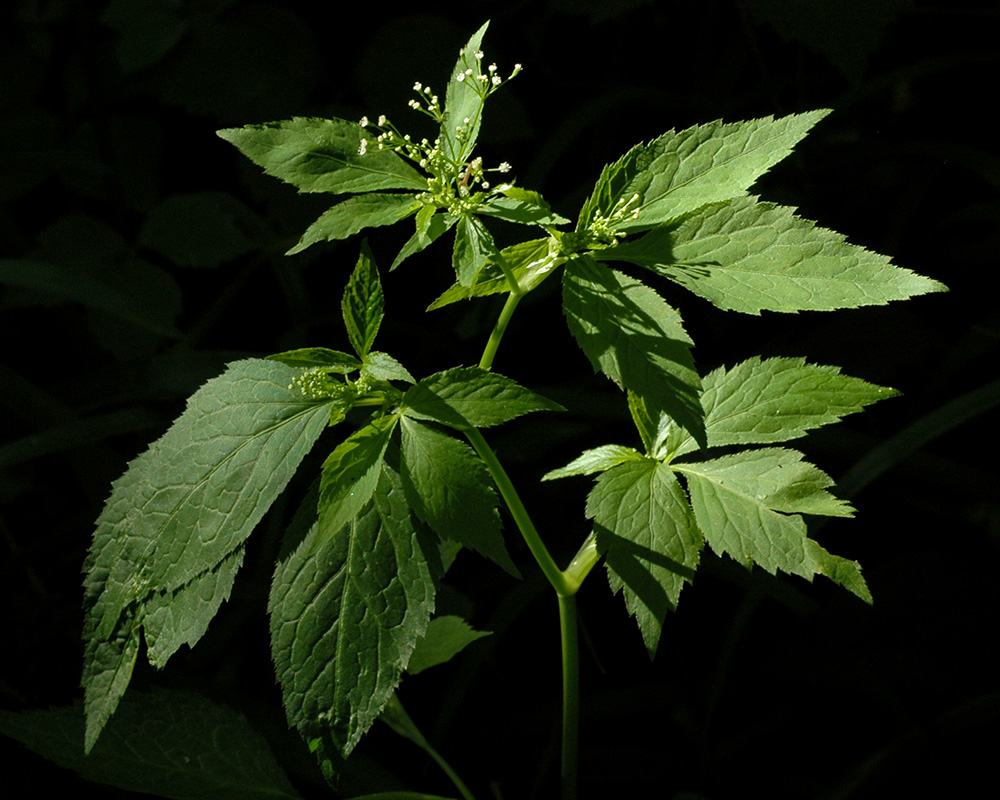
454, 48, 521, 98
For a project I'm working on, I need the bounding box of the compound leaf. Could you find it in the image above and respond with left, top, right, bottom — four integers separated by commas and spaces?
403, 367, 563, 429
270, 460, 439, 758
562, 257, 704, 447
587, 459, 702, 656
81, 359, 336, 752
216, 117, 427, 194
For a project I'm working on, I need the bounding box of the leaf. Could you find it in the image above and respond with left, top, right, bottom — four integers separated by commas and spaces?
0, 689, 303, 800
342, 242, 384, 358
480, 187, 571, 227
406, 615, 491, 674
216, 117, 427, 194
600, 196, 947, 314
270, 460, 439, 758
440, 22, 490, 164
669, 356, 899, 458
562, 257, 705, 446
403, 367, 563, 429
587, 459, 702, 656
399, 417, 517, 575
267, 347, 361, 373
287, 193, 421, 255
391, 211, 458, 271
315, 413, 399, 551
362, 351, 416, 384
452, 213, 497, 286
427, 237, 564, 310
541, 444, 643, 480
575, 141, 652, 235
82, 359, 337, 751
617, 110, 832, 231
675, 449, 870, 601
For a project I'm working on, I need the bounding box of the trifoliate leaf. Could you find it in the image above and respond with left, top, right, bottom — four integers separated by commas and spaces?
406, 615, 491, 674
562, 257, 705, 447
216, 117, 427, 194
399, 417, 517, 575
670, 356, 899, 457
675, 449, 870, 602
342, 242, 384, 358
287, 193, 421, 255
440, 22, 490, 164
315, 413, 399, 552
270, 460, 439, 758
601, 196, 947, 314
541, 444, 643, 480
587, 459, 702, 656
403, 367, 563, 429
81, 359, 336, 752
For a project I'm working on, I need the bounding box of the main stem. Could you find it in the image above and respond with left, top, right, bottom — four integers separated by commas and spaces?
472, 287, 603, 800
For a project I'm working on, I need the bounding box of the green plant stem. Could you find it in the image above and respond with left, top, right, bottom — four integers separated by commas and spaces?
478, 291, 522, 371
463, 428, 568, 596
558, 592, 580, 800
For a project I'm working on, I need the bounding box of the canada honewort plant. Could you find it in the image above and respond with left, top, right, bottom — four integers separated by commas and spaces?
69, 20, 943, 800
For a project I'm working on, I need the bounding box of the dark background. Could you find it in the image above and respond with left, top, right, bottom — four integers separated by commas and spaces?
2, 1, 998, 798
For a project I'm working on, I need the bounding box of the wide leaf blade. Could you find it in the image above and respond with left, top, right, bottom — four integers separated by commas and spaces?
82, 359, 336, 751
562, 257, 705, 446
287, 194, 421, 255
270, 460, 439, 758
403, 367, 563, 429
587, 459, 702, 656
601, 196, 947, 314
399, 417, 516, 575
216, 117, 427, 194
342, 242, 385, 358
440, 22, 490, 164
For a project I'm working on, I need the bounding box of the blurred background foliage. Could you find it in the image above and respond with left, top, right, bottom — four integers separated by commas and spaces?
1, 1, 998, 798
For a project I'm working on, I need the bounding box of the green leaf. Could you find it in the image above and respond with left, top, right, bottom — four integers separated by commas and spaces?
267, 347, 361, 373
617, 110, 832, 232
600, 196, 947, 314
391, 211, 457, 271
452, 213, 497, 286
541, 444, 643, 480
81, 359, 336, 751
270, 459, 440, 757
216, 117, 427, 194
287, 193, 421, 255
669, 356, 899, 458
562, 257, 705, 446
342, 242, 385, 358
400, 417, 517, 575
440, 22, 490, 164
575, 141, 651, 235
362, 351, 415, 384
0, 689, 303, 800
403, 367, 563, 429
315, 413, 399, 551
675, 449, 870, 601
406, 615, 491, 674
427, 237, 564, 310
587, 459, 702, 656
480, 187, 571, 227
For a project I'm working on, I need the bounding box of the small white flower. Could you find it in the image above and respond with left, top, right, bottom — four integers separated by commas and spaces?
492, 75, 501, 86
475, 50, 484, 60
498, 162, 511, 173
456, 72, 465, 82
413, 81, 422, 91
359, 115, 369, 127
358, 139, 368, 155
378, 115, 387, 126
